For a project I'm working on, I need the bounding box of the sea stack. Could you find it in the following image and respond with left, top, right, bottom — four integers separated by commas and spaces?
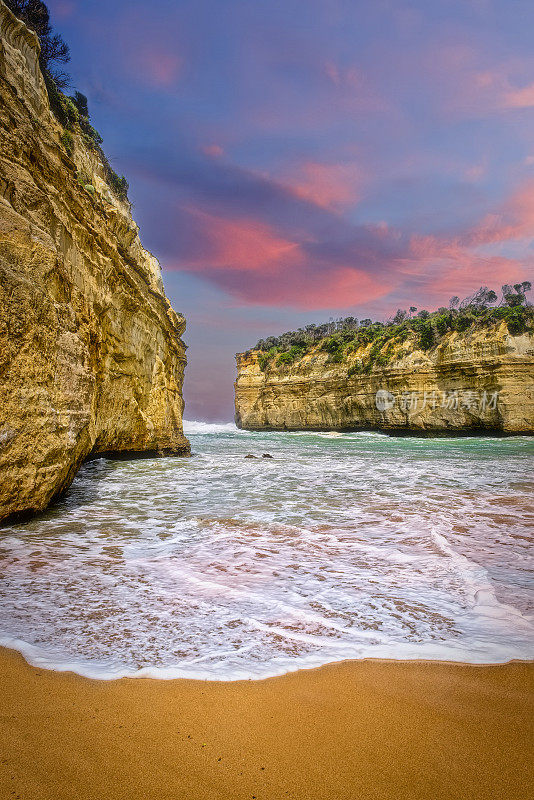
0, 0, 190, 522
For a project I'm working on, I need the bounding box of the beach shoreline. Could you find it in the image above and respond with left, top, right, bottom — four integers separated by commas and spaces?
1, 646, 532, 800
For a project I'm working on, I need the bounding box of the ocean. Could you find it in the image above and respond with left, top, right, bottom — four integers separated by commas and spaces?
0, 421, 532, 679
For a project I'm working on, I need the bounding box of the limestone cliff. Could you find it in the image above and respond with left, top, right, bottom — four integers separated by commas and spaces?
0, 1, 189, 522
235, 325, 534, 434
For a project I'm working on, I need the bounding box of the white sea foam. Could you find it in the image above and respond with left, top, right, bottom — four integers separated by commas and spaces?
0, 424, 532, 680
183, 419, 243, 435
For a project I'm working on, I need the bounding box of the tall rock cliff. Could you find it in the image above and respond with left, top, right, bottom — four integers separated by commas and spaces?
235, 325, 534, 434
0, 1, 190, 522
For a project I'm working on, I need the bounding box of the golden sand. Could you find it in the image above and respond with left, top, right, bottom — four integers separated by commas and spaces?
0, 647, 532, 799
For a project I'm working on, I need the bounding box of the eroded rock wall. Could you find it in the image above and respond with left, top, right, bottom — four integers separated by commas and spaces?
235, 326, 534, 434
0, 1, 189, 521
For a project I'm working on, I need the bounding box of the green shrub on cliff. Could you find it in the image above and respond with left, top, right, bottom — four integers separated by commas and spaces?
43, 71, 68, 126
321, 337, 343, 354
329, 351, 344, 363
418, 321, 435, 350
64, 97, 79, 127
258, 353, 270, 371
435, 313, 451, 336
277, 352, 294, 365
278, 344, 307, 366
249, 283, 533, 369
107, 172, 129, 202
453, 314, 474, 332
491, 305, 530, 335
60, 130, 74, 156
5, 0, 130, 202
347, 361, 363, 378
71, 91, 89, 118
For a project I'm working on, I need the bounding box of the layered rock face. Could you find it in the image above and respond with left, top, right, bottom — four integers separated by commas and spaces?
235, 326, 534, 434
0, 1, 189, 521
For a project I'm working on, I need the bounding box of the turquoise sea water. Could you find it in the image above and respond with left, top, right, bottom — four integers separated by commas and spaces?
0, 421, 533, 679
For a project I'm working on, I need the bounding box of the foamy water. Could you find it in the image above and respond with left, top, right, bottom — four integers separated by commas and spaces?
0, 421, 533, 679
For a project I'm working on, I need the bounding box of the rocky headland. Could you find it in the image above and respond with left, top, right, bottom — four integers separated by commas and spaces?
0, 0, 189, 522
235, 295, 534, 434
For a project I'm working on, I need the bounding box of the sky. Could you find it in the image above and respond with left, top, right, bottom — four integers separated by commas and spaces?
47, 0, 534, 420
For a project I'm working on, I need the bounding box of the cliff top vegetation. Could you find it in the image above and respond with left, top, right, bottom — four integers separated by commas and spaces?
248, 283, 534, 373
4, 0, 129, 200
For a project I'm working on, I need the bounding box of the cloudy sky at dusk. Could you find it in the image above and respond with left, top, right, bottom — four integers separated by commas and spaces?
47, 0, 534, 420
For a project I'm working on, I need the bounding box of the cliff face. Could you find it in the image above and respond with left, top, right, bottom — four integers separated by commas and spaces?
235, 326, 534, 434
0, 1, 189, 522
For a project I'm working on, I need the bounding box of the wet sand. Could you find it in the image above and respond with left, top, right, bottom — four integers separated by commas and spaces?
0, 647, 532, 800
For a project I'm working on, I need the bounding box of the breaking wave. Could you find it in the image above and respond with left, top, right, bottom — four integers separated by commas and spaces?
0, 425, 532, 679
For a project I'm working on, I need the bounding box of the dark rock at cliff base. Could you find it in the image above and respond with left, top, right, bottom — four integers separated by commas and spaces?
244, 454, 257, 459
262, 453, 274, 458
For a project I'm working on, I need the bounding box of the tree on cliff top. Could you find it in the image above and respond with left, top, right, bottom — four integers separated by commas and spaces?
252, 282, 534, 368
71, 90, 89, 118
5, 0, 70, 88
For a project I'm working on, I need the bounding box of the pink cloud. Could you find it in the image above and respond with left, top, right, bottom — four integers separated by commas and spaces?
405, 181, 534, 283
453, 68, 534, 115
175, 180, 531, 310
192, 264, 395, 311
383, 250, 526, 315
393, 181, 534, 307
135, 47, 182, 87
388, 38, 534, 118
202, 144, 224, 158
170, 205, 395, 309
324, 61, 363, 90
182, 208, 305, 274
183, 179, 533, 310
294, 267, 395, 309
464, 163, 486, 182
113, 8, 184, 89
322, 60, 388, 115
461, 179, 534, 245
285, 161, 363, 210
504, 82, 534, 109
142, 146, 533, 311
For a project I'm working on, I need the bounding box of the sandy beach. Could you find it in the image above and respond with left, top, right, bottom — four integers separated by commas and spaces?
0, 648, 532, 800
